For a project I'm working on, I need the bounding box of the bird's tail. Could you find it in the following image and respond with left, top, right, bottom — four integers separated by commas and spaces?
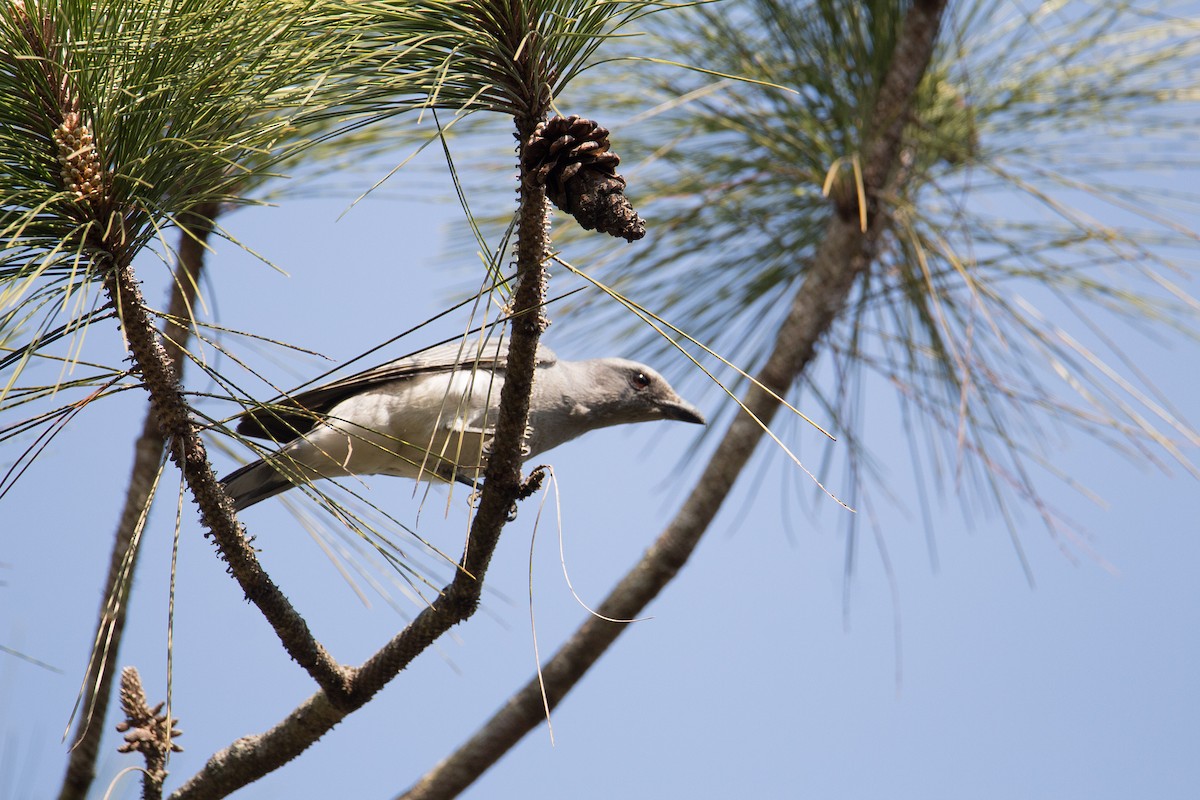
220, 459, 297, 511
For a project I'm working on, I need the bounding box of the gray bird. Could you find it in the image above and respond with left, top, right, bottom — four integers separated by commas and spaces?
221, 338, 705, 510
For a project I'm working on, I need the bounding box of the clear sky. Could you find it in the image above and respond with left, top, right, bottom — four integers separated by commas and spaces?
2, 116, 1199, 800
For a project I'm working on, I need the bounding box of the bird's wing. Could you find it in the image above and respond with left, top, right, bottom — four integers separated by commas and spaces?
234, 338, 557, 442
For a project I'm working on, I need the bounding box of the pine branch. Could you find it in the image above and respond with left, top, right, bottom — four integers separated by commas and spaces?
168, 90, 556, 800
101, 244, 352, 698
349, 111, 551, 704
399, 2, 949, 796
57, 203, 217, 800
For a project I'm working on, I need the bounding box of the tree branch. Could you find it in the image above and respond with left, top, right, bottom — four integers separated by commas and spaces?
167, 111, 553, 800
58, 204, 218, 800
398, 2, 949, 797
99, 240, 350, 699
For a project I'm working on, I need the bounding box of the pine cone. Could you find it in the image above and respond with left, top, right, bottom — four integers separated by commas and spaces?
522, 115, 645, 242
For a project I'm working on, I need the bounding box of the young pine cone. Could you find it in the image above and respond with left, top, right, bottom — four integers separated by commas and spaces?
52, 111, 104, 205
522, 115, 645, 242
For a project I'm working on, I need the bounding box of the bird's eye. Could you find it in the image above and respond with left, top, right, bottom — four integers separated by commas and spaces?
631, 371, 651, 390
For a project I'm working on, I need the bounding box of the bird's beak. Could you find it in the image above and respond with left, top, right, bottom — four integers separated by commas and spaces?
663, 398, 706, 425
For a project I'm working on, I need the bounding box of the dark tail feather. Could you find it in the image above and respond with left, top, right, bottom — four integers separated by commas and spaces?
220, 460, 296, 511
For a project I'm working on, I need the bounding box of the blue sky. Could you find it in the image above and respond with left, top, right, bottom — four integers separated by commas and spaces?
3, 60, 1200, 800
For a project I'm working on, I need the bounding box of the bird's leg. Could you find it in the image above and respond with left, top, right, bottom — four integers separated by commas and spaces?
434, 461, 483, 491
454, 472, 483, 491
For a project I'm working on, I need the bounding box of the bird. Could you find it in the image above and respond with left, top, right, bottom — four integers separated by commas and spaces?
220, 337, 705, 510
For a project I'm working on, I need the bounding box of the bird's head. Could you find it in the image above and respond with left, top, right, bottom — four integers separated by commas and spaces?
571, 358, 706, 428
